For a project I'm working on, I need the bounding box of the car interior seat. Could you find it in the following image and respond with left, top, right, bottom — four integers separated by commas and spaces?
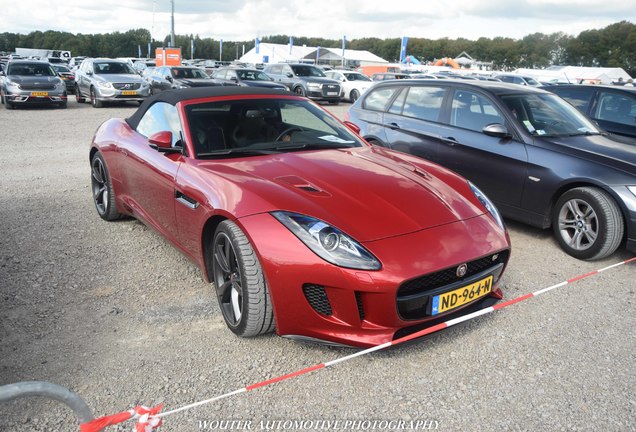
231, 108, 279, 146
191, 116, 227, 154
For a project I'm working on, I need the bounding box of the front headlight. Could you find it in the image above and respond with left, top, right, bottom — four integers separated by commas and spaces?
6, 79, 20, 89
469, 182, 505, 230
307, 82, 321, 89
628, 186, 636, 198
54, 81, 66, 90
177, 84, 190, 89
272, 211, 381, 270
96, 81, 113, 89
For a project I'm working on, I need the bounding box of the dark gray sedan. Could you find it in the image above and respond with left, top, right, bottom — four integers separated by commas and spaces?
0, 60, 67, 109
346, 80, 636, 260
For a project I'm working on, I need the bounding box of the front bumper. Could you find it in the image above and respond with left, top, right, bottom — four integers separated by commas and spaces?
239, 212, 511, 347
94, 86, 151, 102
4, 88, 67, 105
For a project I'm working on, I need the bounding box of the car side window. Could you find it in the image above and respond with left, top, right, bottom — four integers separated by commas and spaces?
402, 86, 447, 122
450, 90, 504, 132
362, 87, 400, 112
595, 92, 636, 125
136, 102, 183, 147
554, 88, 592, 112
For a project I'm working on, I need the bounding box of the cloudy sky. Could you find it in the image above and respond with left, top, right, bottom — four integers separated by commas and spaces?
5, 0, 635, 41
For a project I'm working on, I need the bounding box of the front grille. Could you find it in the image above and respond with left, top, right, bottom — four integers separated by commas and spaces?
113, 82, 141, 90
20, 83, 56, 91
396, 250, 510, 320
322, 84, 340, 96
303, 284, 332, 316
398, 250, 509, 297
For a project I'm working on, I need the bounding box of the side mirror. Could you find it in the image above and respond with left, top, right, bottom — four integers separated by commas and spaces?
165, 75, 173, 82
482, 123, 510, 138
286, 72, 293, 78
148, 131, 180, 153
230, 76, 238, 82
86, 71, 93, 76
0, 70, 5, 76
343, 121, 361, 135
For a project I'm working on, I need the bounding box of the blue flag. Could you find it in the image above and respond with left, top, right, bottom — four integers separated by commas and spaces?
400, 36, 409, 63
255, 37, 260, 54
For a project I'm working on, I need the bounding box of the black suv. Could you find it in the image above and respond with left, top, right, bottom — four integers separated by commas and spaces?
346, 80, 636, 260
262, 63, 341, 104
545, 84, 636, 139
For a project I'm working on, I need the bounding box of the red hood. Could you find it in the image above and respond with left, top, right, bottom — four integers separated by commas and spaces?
192, 146, 485, 242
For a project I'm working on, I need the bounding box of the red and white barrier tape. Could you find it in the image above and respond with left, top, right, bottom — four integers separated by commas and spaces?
80, 256, 635, 431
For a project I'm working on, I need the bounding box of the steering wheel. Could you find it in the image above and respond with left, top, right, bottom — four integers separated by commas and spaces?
275, 127, 303, 142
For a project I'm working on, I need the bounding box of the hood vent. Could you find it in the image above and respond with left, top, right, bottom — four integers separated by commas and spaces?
275, 175, 331, 197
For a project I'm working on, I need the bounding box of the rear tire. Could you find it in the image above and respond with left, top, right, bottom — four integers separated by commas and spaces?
76, 85, 86, 103
350, 89, 360, 103
552, 187, 623, 260
212, 220, 275, 337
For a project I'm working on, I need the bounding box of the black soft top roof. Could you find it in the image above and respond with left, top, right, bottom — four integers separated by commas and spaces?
126, 87, 290, 129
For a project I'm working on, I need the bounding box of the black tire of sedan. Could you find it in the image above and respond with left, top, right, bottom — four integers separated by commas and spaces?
350, 89, 360, 103
212, 220, 275, 337
76, 85, 85, 103
90, 87, 103, 108
91, 152, 122, 221
552, 187, 624, 260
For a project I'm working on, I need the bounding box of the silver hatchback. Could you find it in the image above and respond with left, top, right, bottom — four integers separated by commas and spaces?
75, 58, 151, 107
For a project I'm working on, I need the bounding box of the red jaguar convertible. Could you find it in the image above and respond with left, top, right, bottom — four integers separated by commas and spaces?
90, 87, 511, 347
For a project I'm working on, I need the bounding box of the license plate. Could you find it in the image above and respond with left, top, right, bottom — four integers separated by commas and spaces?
431, 276, 493, 315
326, 92, 338, 96
31, 91, 48, 97
121, 90, 137, 95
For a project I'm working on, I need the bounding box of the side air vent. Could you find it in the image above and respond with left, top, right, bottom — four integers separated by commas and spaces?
303, 284, 332, 316
355, 291, 365, 321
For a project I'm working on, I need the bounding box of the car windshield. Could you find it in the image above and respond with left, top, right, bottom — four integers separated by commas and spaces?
172, 68, 208, 79
94, 62, 136, 75
345, 73, 371, 82
185, 98, 364, 158
53, 65, 71, 73
501, 93, 602, 137
8, 63, 56, 76
236, 70, 272, 81
291, 65, 325, 77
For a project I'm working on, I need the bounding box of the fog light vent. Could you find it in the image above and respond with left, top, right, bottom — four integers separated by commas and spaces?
355, 291, 365, 321
303, 284, 332, 316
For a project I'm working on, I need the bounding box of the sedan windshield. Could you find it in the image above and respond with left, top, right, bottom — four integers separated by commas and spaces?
8, 63, 56, 76
172, 68, 209, 79
237, 70, 272, 81
345, 73, 371, 82
501, 93, 601, 137
185, 98, 364, 158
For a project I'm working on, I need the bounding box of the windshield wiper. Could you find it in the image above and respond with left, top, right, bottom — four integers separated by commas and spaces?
197, 148, 280, 158
273, 142, 353, 151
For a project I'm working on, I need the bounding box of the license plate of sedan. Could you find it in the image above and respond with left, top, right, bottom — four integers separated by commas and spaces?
431, 276, 493, 315
327, 92, 338, 96
122, 90, 137, 95
31, 91, 48, 97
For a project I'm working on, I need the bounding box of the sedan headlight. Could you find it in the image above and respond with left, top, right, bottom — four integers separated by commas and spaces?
272, 211, 381, 270
469, 182, 505, 230
628, 186, 636, 198
5, 79, 20, 89
307, 82, 322, 90
96, 81, 113, 89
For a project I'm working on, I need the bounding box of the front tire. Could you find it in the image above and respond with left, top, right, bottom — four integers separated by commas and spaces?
212, 220, 274, 337
90, 87, 103, 108
91, 152, 122, 221
350, 89, 360, 103
293, 86, 306, 96
552, 187, 623, 260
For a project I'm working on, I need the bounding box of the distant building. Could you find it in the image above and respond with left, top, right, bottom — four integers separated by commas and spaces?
514, 66, 632, 85
240, 43, 387, 67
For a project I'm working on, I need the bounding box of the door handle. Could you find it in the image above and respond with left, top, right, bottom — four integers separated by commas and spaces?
175, 191, 199, 209
441, 136, 458, 146
387, 122, 401, 130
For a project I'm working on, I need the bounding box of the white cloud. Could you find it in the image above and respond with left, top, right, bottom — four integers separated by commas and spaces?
4, 0, 634, 41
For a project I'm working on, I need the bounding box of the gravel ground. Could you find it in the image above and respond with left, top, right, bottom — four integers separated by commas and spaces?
0, 98, 634, 432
